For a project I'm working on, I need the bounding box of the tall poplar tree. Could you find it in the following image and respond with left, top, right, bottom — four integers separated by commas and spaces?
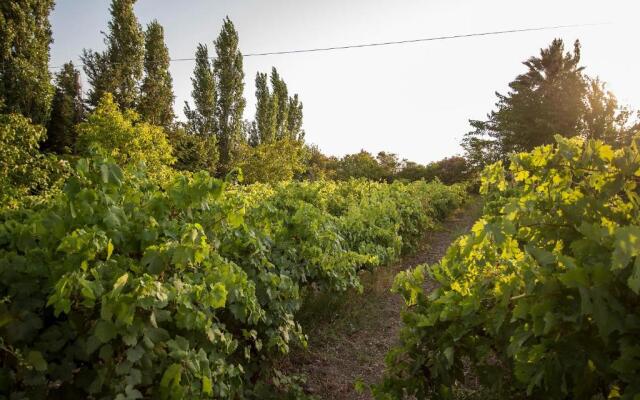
183, 43, 218, 170
44, 61, 84, 153
252, 67, 304, 145
82, 0, 144, 109
0, 0, 54, 125
184, 44, 216, 137
138, 20, 174, 128
286, 93, 304, 141
253, 71, 277, 144
213, 17, 245, 174
270, 68, 289, 139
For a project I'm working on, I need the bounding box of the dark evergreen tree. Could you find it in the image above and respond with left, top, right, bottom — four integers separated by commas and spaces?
213, 17, 245, 174
82, 0, 144, 109
138, 20, 174, 128
463, 39, 586, 167
44, 62, 84, 153
0, 0, 54, 125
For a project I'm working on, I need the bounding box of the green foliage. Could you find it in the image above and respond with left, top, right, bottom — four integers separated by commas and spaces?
0, 159, 259, 398
336, 150, 384, 181
312, 151, 472, 185
168, 125, 219, 175
376, 152, 401, 182
76, 94, 175, 179
250, 71, 278, 145
44, 61, 85, 154
82, 0, 144, 109
232, 139, 306, 184
0, 155, 465, 398
425, 156, 472, 185
301, 144, 338, 181
376, 135, 640, 399
463, 39, 586, 169
184, 44, 217, 138
0, 0, 54, 125
213, 17, 246, 175
182, 43, 219, 174
138, 20, 174, 129
0, 113, 68, 205
462, 39, 640, 173
1, 113, 46, 189
582, 77, 637, 147
250, 67, 304, 146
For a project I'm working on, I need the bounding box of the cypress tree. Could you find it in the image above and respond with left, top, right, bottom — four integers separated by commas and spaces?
0, 0, 54, 125
44, 61, 84, 153
213, 17, 245, 174
138, 20, 174, 128
82, 0, 144, 109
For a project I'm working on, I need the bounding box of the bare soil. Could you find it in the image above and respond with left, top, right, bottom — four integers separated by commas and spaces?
279, 200, 483, 399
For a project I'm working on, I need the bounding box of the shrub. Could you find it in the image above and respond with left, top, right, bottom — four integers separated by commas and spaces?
232, 139, 306, 184
0, 113, 69, 207
76, 94, 175, 180
167, 126, 218, 175
375, 135, 640, 399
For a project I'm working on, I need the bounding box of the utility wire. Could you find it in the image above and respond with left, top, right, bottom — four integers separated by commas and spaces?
49, 22, 608, 69
241, 23, 607, 57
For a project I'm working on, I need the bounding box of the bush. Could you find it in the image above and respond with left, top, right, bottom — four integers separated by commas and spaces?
167, 126, 218, 175
0, 113, 69, 207
76, 94, 175, 180
232, 139, 306, 184
375, 135, 640, 399
0, 157, 466, 399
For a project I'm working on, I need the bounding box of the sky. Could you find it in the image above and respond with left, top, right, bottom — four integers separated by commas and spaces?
49, 0, 640, 164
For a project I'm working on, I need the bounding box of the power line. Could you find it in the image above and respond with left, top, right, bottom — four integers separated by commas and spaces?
49, 22, 608, 69
242, 23, 608, 57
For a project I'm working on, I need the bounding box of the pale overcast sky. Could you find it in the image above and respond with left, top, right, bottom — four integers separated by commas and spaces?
49, 0, 640, 164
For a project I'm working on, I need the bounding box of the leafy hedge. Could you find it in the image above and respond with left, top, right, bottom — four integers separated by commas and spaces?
0, 158, 465, 399
375, 135, 640, 399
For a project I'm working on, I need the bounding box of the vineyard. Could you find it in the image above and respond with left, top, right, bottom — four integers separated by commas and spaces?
374, 135, 640, 399
2, 1, 640, 399
0, 157, 465, 398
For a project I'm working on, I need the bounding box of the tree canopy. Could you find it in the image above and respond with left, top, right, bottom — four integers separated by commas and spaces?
0, 0, 55, 125
76, 94, 175, 179
44, 62, 84, 154
82, 0, 144, 110
138, 20, 174, 129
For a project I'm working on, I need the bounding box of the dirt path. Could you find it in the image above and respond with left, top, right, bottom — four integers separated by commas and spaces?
280, 200, 483, 399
